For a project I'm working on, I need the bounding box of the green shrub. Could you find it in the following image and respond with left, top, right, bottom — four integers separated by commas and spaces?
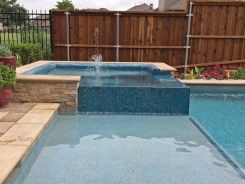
234, 67, 245, 79
0, 64, 16, 88
16, 54, 23, 67
20, 27, 51, 60
9, 43, 41, 65
0, 45, 12, 57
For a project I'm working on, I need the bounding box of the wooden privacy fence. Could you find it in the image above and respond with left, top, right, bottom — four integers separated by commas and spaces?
51, 0, 245, 71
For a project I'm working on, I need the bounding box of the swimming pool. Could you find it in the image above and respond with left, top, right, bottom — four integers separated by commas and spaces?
190, 88, 245, 168
12, 88, 245, 183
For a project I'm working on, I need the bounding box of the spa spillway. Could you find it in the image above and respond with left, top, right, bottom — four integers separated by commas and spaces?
22, 62, 190, 115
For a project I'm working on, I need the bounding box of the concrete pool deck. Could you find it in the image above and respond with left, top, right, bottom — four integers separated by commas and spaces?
0, 103, 59, 183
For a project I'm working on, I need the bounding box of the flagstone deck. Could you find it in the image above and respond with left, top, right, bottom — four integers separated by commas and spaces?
0, 103, 59, 184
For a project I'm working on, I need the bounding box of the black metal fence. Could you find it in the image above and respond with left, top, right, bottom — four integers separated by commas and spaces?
0, 9, 53, 60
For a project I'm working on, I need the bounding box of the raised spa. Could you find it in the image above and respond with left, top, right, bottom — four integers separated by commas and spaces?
23, 62, 190, 115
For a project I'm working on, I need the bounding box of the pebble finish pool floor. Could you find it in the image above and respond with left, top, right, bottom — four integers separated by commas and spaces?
0, 103, 245, 183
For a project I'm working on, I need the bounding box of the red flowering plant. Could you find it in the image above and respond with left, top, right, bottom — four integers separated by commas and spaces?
208, 64, 227, 80
181, 67, 191, 77
203, 70, 211, 79
174, 64, 245, 80
173, 71, 179, 78
228, 65, 233, 70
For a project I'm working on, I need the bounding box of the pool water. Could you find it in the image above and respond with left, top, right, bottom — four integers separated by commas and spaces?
12, 115, 245, 183
12, 89, 245, 183
190, 91, 245, 167
48, 68, 162, 85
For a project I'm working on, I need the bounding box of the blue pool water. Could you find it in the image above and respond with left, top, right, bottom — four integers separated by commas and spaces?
17, 63, 245, 182
12, 115, 245, 183
190, 90, 245, 168
48, 68, 162, 85
12, 88, 245, 183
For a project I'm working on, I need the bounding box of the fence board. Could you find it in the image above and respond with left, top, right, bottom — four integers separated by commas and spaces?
211, 5, 220, 63
78, 15, 87, 60
130, 16, 137, 61
138, 17, 146, 62
154, 17, 163, 62
215, 5, 227, 62
232, 6, 244, 60
204, 6, 214, 63
198, 6, 209, 63
119, 15, 129, 61
191, 4, 201, 65
242, 14, 245, 60
224, 6, 236, 61
103, 16, 111, 61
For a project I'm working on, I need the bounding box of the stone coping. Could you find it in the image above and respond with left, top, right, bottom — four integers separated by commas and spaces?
16, 60, 176, 75
179, 79, 245, 85
17, 75, 80, 83
16, 61, 175, 83
16, 61, 80, 83
0, 103, 60, 184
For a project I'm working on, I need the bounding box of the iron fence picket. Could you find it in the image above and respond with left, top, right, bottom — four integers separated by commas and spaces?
0, 8, 52, 60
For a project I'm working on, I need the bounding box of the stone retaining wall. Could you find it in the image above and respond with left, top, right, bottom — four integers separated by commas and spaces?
12, 77, 80, 114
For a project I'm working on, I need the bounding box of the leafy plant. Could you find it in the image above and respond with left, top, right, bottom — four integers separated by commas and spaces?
0, 1, 28, 27
0, 64, 16, 88
195, 66, 204, 75
194, 66, 204, 79
20, 27, 51, 60
234, 66, 245, 79
55, 0, 77, 10
9, 43, 41, 65
190, 69, 196, 79
16, 54, 23, 67
0, 45, 12, 57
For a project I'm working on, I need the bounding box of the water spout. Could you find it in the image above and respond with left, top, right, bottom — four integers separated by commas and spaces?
91, 54, 102, 63
91, 54, 103, 76
90, 28, 103, 74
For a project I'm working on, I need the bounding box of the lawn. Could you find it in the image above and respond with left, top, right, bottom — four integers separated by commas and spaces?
0, 31, 52, 60
0, 33, 22, 45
